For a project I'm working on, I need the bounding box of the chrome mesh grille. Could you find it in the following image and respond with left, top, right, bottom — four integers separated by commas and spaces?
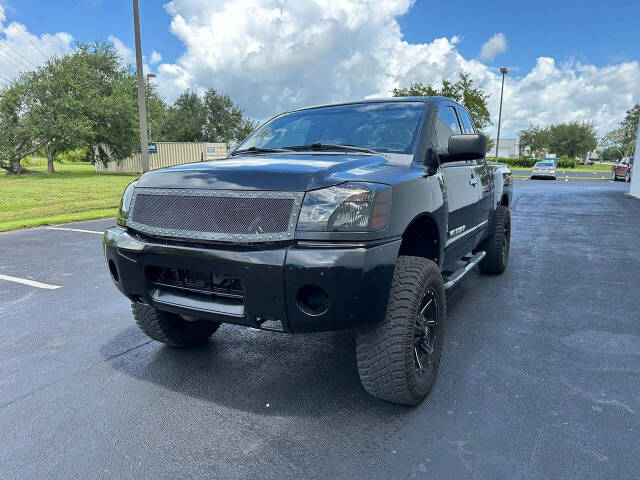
127, 188, 303, 242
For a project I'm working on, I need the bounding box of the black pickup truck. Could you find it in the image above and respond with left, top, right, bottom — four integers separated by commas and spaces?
103, 97, 512, 405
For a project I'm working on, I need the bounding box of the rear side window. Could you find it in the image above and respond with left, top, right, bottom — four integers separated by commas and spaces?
457, 108, 475, 134
435, 106, 461, 150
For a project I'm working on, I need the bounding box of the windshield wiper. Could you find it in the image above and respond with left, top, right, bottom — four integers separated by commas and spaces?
282, 143, 379, 154
231, 146, 290, 156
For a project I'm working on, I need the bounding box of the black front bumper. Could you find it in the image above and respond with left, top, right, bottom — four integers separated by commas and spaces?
103, 227, 401, 333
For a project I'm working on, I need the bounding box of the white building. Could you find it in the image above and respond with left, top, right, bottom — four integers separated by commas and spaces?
486, 138, 519, 159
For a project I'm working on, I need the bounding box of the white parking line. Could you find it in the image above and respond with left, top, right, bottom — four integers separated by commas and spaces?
0, 274, 61, 290
46, 227, 102, 235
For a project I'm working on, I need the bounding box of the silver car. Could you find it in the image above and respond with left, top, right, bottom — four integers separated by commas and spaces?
531, 160, 557, 179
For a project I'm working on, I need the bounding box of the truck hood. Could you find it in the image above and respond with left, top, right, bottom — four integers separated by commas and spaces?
135, 152, 416, 191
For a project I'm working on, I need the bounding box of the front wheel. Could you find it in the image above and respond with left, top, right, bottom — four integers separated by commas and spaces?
477, 205, 511, 274
611, 170, 617, 181
356, 256, 446, 405
132, 303, 221, 347
626, 172, 631, 183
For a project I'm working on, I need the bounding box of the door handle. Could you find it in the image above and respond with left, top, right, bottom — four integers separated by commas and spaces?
469, 177, 478, 185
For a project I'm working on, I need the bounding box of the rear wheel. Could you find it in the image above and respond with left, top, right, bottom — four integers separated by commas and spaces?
611, 170, 617, 181
132, 303, 221, 347
477, 205, 511, 274
356, 256, 446, 405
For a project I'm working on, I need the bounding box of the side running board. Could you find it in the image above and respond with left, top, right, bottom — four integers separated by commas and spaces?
443, 251, 486, 290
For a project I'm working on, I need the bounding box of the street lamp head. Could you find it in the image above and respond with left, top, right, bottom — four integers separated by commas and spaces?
146, 73, 157, 79
500, 67, 508, 75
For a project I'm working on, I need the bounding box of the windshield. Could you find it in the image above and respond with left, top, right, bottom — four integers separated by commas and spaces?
236, 102, 426, 154
537, 162, 554, 166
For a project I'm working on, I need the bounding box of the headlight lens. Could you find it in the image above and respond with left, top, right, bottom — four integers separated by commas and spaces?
116, 180, 137, 227
297, 182, 391, 232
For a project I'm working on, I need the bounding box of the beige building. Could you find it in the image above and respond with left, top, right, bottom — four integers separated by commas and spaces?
95, 142, 228, 174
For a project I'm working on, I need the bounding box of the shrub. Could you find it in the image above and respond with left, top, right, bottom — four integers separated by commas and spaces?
58, 148, 88, 163
492, 157, 576, 169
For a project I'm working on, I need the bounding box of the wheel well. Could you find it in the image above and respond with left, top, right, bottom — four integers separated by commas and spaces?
398, 215, 441, 265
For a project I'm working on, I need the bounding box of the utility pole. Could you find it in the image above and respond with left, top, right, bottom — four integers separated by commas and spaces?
146, 73, 156, 142
133, 0, 150, 173
495, 67, 508, 160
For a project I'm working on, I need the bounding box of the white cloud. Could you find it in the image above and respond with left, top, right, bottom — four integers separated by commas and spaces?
150, 50, 162, 64
480, 33, 507, 61
108, 35, 153, 77
151, 0, 640, 138
0, 8, 73, 83
108, 35, 134, 65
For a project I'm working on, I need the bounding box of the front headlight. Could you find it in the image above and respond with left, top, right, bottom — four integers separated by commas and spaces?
297, 182, 391, 232
116, 180, 137, 227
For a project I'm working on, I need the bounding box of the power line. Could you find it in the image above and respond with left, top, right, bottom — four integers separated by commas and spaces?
0, 39, 37, 68
12, 23, 49, 61
0, 46, 30, 71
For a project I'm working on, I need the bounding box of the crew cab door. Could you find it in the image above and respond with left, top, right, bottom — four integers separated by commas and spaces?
434, 103, 480, 267
456, 106, 492, 243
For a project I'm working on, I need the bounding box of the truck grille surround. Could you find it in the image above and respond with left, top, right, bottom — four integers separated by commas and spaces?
127, 188, 304, 243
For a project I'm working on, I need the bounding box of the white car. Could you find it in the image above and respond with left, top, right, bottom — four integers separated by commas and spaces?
531, 160, 557, 179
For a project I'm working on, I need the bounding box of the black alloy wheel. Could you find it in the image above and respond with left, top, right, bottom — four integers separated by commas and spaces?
414, 289, 438, 376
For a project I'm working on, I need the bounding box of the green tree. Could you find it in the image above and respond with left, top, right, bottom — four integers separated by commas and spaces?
547, 121, 597, 158
156, 88, 256, 145
601, 103, 639, 158
203, 88, 257, 144
0, 79, 51, 174
156, 90, 206, 142
0, 42, 140, 174
393, 72, 492, 132
518, 124, 550, 158
600, 146, 622, 163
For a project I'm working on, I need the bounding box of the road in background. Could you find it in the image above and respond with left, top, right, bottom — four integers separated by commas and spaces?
1, 180, 639, 479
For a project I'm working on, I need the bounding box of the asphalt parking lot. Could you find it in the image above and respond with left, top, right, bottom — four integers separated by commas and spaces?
1, 179, 639, 479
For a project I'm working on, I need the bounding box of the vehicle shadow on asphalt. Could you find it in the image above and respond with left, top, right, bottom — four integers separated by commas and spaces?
100, 325, 411, 417
100, 289, 469, 417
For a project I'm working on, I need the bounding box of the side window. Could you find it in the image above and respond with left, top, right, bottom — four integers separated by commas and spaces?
458, 108, 475, 134
435, 106, 462, 150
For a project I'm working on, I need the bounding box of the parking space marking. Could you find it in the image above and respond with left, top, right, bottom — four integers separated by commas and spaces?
46, 227, 103, 235
0, 274, 61, 290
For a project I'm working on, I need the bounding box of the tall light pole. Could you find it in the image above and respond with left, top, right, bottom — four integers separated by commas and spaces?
146, 73, 156, 142
133, 0, 150, 173
494, 67, 508, 160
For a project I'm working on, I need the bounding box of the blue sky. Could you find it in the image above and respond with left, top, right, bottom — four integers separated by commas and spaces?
1, 0, 639, 137
7, 0, 637, 76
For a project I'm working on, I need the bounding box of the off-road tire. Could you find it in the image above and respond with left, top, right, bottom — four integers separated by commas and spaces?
132, 303, 221, 347
356, 256, 446, 405
477, 205, 511, 274
626, 172, 631, 183
611, 170, 617, 181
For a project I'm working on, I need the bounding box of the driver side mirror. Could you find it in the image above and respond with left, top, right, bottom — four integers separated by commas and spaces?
440, 134, 488, 163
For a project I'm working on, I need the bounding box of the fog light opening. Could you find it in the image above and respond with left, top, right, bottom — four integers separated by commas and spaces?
296, 285, 330, 316
108, 259, 119, 283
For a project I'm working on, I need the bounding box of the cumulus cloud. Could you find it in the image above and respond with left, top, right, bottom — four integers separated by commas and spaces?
108, 35, 153, 76
480, 33, 507, 61
150, 0, 640, 138
108, 35, 134, 65
0, 6, 73, 83
150, 50, 162, 64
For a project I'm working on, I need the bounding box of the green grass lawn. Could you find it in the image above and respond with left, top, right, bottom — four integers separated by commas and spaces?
0, 159, 139, 232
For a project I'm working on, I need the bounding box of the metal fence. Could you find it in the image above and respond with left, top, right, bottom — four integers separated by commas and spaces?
95, 142, 228, 173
